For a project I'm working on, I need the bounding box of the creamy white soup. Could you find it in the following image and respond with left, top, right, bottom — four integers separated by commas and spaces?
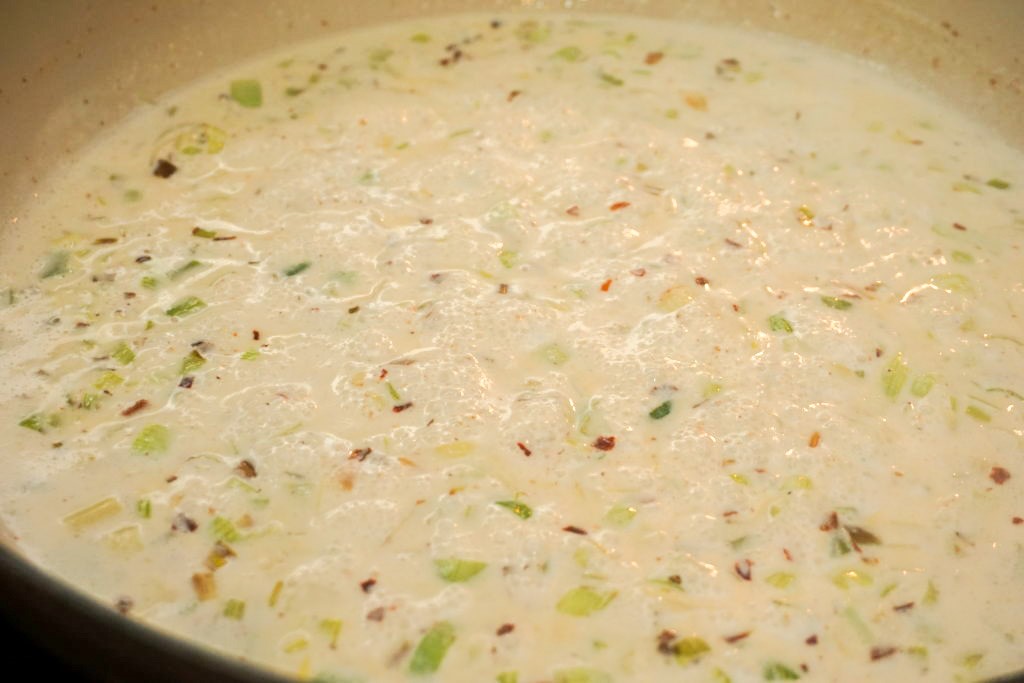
0, 12, 1022, 683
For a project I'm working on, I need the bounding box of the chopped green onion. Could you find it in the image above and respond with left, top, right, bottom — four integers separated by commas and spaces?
94, 371, 124, 391
211, 516, 242, 543
729, 473, 749, 485
136, 499, 152, 519
604, 504, 637, 525
495, 500, 532, 519
882, 353, 908, 398
240, 349, 261, 361
553, 46, 584, 62
496, 673, 518, 683
763, 662, 801, 680
223, 599, 246, 620
230, 79, 263, 108
181, 350, 206, 374
132, 424, 170, 455
386, 382, 401, 401
284, 261, 311, 277
18, 415, 45, 433
192, 227, 217, 239
166, 296, 206, 317
63, 497, 123, 531
965, 405, 991, 422
434, 558, 488, 582
649, 400, 672, 420
832, 568, 873, 589
111, 342, 135, 365
950, 250, 974, 264
599, 72, 624, 86
498, 250, 518, 268
910, 374, 935, 397
409, 621, 456, 675
80, 393, 101, 410
141, 276, 158, 290
555, 586, 617, 616
674, 637, 711, 665
768, 314, 793, 333
922, 580, 939, 605
765, 572, 795, 588
539, 342, 570, 366
986, 178, 1010, 190
410, 33, 431, 43
169, 260, 202, 280
40, 251, 70, 279
820, 296, 852, 310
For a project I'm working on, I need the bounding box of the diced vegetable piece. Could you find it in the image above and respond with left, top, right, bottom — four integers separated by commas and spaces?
434, 558, 488, 582
181, 350, 207, 374
986, 178, 1010, 190
965, 405, 991, 422
910, 374, 935, 397
136, 499, 152, 519
40, 251, 70, 279
922, 580, 939, 605
284, 261, 311, 277
675, 637, 711, 664
410, 33, 431, 43
730, 473, 749, 485
409, 621, 456, 675
211, 516, 242, 542
951, 250, 974, 264
141, 276, 158, 290
166, 296, 206, 317
94, 371, 124, 390
765, 572, 795, 588
495, 500, 532, 519
845, 526, 882, 545
496, 673, 518, 683
105, 525, 143, 552
649, 401, 672, 420
768, 314, 793, 333
223, 599, 246, 620
599, 72, 624, 86
556, 587, 617, 616
63, 497, 123, 531
435, 441, 475, 458
657, 285, 692, 312
604, 504, 637, 525
169, 260, 202, 280
882, 354, 908, 398
174, 124, 227, 155
132, 424, 170, 455
111, 342, 135, 365
763, 662, 800, 680
498, 250, 518, 268
553, 668, 612, 683
240, 349, 261, 360
539, 343, 570, 366
553, 46, 584, 62
833, 568, 873, 589
192, 227, 217, 239
230, 79, 263, 108
268, 580, 284, 607
18, 415, 45, 433
192, 572, 217, 601
820, 296, 852, 310
319, 618, 343, 648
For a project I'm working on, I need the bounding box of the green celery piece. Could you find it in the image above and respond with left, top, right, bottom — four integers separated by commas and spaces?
553, 46, 584, 62
820, 296, 852, 310
230, 79, 263, 108
169, 260, 203, 280
763, 662, 800, 680
495, 500, 532, 519
496, 673, 518, 683
181, 350, 206, 374
211, 516, 242, 542
768, 314, 793, 333
132, 424, 170, 454
192, 227, 217, 239
599, 72, 624, 86
141, 276, 158, 290
241, 349, 261, 361
649, 400, 672, 420
40, 251, 70, 279
986, 178, 1010, 190
965, 405, 991, 422
556, 586, 617, 616
166, 296, 206, 317
675, 637, 710, 664
18, 415, 45, 433
409, 621, 456, 675
553, 668, 612, 683
284, 261, 311, 277
136, 499, 152, 519
765, 572, 795, 588
111, 342, 135, 365
950, 250, 974, 264
434, 558, 487, 582
94, 371, 124, 391
910, 374, 935, 397
882, 353, 908, 398
223, 599, 246, 620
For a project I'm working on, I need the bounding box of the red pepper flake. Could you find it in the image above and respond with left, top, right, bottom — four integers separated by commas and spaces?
644, 51, 664, 65
507, 90, 522, 102
953, 222, 968, 231
566, 205, 580, 216
805, 635, 818, 646
115, 597, 134, 615
121, 399, 150, 417
657, 629, 677, 655
734, 559, 753, 581
562, 525, 588, 535
179, 376, 194, 389
1013, 516, 1023, 525
379, 368, 388, 379
366, 607, 386, 622
609, 201, 631, 211
695, 276, 709, 287
171, 513, 198, 533
723, 631, 750, 644
630, 268, 646, 277
152, 159, 178, 178
809, 431, 821, 448
870, 646, 898, 661
349, 448, 372, 462
235, 459, 257, 478
724, 238, 742, 248
419, 217, 434, 225
252, 329, 261, 341
498, 283, 509, 294
360, 578, 377, 593
723, 510, 738, 517
819, 511, 839, 531
516, 442, 532, 457
893, 601, 914, 612
782, 548, 793, 561
348, 306, 360, 314
600, 278, 613, 292
165, 475, 178, 483
990, 467, 1011, 485
667, 574, 682, 585
592, 435, 616, 451
496, 623, 515, 636
392, 402, 413, 413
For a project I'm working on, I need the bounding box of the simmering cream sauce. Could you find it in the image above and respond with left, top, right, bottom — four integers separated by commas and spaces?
0, 13, 1022, 683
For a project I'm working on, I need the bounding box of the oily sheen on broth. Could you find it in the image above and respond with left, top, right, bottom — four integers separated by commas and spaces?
0, 13, 1021, 683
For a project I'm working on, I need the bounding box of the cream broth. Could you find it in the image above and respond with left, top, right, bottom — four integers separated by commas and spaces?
1, 13, 1022, 683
